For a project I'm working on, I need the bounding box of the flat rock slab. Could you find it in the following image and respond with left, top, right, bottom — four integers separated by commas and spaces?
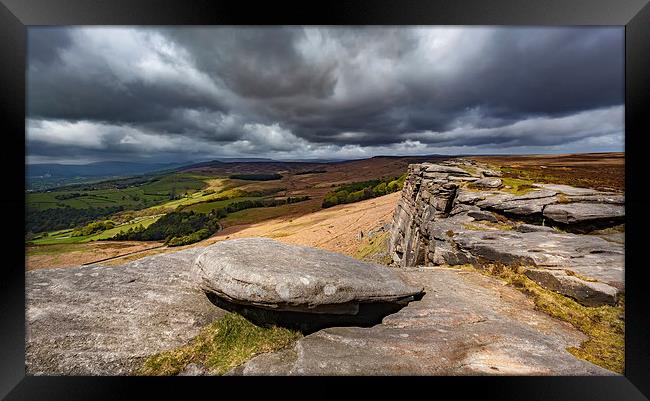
525, 269, 618, 307
543, 203, 625, 224
26, 248, 225, 375
228, 268, 613, 376
195, 238, 424, 314
468, 210, 498, 223
470, 178, 503, 189
422, 163, 470, 175
449, 230, 624, 290
475, 190, 559, 216
533, 184, 602, 196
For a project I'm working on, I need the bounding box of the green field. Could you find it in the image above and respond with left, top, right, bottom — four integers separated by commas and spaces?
28, 215, 162, 245
183, 197, 262, 214
27, 173, 210, 212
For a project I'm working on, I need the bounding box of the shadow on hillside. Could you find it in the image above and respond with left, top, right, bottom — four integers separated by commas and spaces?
204, 291, 425, 335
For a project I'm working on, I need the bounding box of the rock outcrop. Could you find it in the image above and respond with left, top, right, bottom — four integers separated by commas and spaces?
388, 160, 624, 307
26, 249, 225, 375
228, 268, 613, 376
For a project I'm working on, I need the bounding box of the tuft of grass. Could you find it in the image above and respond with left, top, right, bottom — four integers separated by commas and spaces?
462, 221, 515, 231
458, 165, 479, 176
449, 263, 624, 374
499, 176, 535, 195
591, 224, 625, 235
355, 231, 392, 264
135, 313, 302, 376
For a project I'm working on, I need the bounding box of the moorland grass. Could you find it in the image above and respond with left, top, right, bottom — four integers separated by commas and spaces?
354, 231, 392, 264
452, 263, 624, 374
499, 177, 536, 195
135, 313, 302, 376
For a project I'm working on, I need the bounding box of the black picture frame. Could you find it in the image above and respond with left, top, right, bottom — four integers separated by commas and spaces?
1, 0, 649, 399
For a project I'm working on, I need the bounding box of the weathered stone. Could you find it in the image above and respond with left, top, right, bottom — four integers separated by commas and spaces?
456, 190, 487, 205
431, 240, 474, 265
543, 203, 625, 225
470, 178, 503, 189
229, 268, 612, 375
195, 238, 424, 314
564, 194, 624, 205
595, 232, 625, 245
422, 163, 470, 175
26, 249, 225, 375
475, 190, 558, 215
524, 269, 618, 307
178, 363, 210, 376
481, 169, 503, 177
482, 196, 558, 216
515, 223, 556, 233
448, 175, 479, 182
449, 203, 480, 216
449, 230, 624, 289
533, 184, 600, 196
468, 210, 498, 223
387, 159, 625, 297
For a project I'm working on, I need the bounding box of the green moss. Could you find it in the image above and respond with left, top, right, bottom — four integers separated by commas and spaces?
449, 263, 624, 374
458, 165, 479, 175
462, 221, 515, 231
135, 313, 302, 376
355, 231, 392, 264
499, 177, 535, 195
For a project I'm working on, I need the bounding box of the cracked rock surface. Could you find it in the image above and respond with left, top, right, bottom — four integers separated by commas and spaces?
26, 248, 225, 375
228, 268, 612, 376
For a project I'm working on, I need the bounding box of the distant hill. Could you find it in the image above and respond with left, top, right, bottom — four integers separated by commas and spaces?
26, 161, 188, 191
27, 161, 186, 179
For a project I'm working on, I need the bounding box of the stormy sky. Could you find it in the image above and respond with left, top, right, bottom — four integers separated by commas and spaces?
26, 27, 624, 164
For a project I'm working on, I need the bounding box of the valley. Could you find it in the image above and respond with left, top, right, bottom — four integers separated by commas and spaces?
26, 153, 624, 269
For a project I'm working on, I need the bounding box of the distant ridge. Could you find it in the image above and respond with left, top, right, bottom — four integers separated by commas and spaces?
26, 161, 185, 178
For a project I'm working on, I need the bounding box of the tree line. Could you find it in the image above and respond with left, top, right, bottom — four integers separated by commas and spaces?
108, 195, 311, 246
229, 173, 282, 181
110, 210, 221, 244
26, 205, 124, 233
321, 173, 407, 209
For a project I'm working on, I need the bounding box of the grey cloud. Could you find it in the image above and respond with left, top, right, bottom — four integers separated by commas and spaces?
26, 26, 624, 163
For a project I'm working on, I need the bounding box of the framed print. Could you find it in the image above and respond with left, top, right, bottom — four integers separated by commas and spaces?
1, 0, 649, 399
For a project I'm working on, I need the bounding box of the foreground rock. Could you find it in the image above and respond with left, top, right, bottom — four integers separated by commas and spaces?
26, 249, 224, 375
195, 238, 424, 316
524, 269, 618, 307
228, 268, 613, 375
388, 160, 624, 306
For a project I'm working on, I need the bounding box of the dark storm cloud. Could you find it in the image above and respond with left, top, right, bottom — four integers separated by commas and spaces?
26, 27, 624, 163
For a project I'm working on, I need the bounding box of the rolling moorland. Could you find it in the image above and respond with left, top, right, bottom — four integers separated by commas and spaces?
26, 155, 434, 268
25, 152, 625, 375
26, 153, 623, 269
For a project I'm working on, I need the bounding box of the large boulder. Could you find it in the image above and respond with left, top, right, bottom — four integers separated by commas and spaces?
195, 238, 424, 315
